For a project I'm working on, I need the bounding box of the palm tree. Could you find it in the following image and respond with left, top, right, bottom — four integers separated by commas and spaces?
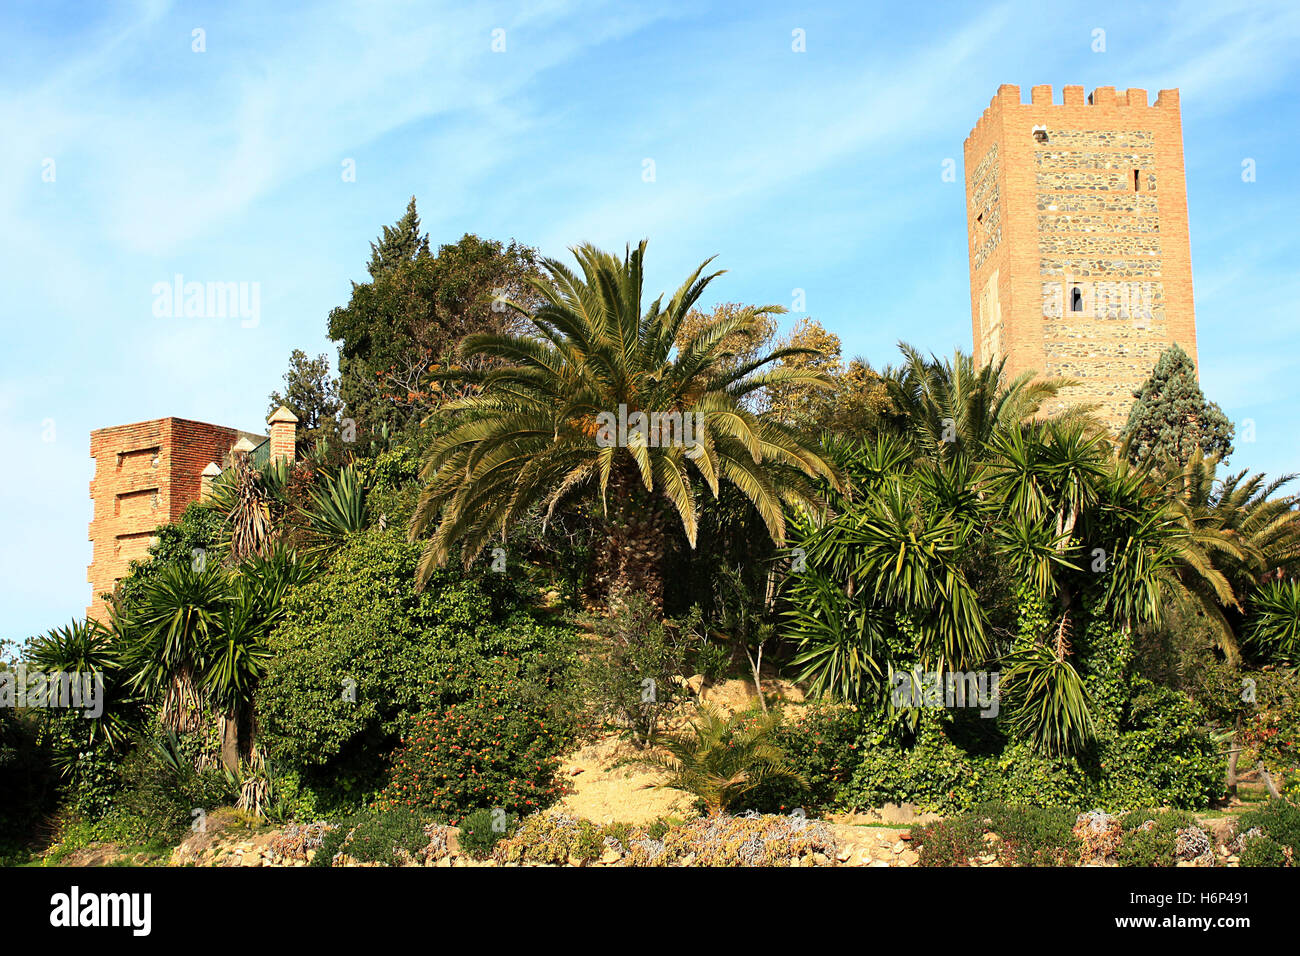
1157, 451, 1300, 663
409, 241, 841, 607
646, 705, 805, 815
26, 618, 139, 759
883, 345, 1096, 461
114, 548, 311, 770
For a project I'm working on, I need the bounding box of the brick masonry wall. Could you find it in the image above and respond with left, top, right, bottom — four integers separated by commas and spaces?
86, 418, 241, 621
964, 84, 1199, 432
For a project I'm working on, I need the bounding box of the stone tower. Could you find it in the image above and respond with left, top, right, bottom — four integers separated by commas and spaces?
963, 84, 1199, 432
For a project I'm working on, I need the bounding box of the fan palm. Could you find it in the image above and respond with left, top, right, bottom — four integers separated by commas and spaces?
409, 241, 841, 607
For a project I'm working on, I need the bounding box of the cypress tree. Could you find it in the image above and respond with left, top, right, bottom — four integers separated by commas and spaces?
366, 196, 430, 278
1122, 344, 1234, 466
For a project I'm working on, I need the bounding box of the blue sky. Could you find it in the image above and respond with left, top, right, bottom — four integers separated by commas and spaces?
2, 0, 1298, 643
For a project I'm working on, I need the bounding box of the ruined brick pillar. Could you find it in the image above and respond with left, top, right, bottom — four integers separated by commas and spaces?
268, 406, 298, 464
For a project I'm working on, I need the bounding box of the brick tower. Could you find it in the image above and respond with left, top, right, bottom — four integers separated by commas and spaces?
86, 411, 295, 621
963, 84, 1199, 432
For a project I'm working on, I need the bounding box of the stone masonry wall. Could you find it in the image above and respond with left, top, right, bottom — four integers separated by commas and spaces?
964, 84, 1198, 433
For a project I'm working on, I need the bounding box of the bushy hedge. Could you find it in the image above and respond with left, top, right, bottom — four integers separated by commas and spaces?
1235, 799, 1300, 867
766, 691, 1221, 816
256, 528, 578, 806
375, 669, 570, 820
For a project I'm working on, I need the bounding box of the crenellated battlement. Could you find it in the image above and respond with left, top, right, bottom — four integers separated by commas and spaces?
965, 84, 1180, 146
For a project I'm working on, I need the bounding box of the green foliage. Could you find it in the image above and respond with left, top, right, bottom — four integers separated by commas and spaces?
1002, 643, 1095, 756
761, 681, 1219, 816
408, 239, 840, 606
329, 225, 541, 435
912, 814, 986, 867
1098, 680, 1223, 809
376, 668, 570, 820
458, 808, 514, 858
298, 464, 372, 554
56, 724, 237, 849
1235, 799, 1300, 866
257, 528, 575, 805
1246, 580, 1300, 666
1122, 344, 1234, 466
342, 809, 433, 865
914, 803, 1080, 867
365, 195, 430, 279
1114, 808, 1201, 867
308, 807, 436, 866
580, 594, 705, 746
646, 705, 806, 815
267, 349, 342, 453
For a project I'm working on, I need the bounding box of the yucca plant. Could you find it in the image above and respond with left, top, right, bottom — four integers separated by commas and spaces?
1246, 579, 1300, 666
646, 705, 805, 815
115, 562, 231, 737
25, 618, 139, 755
409, 240, 841, 608
298, 465, 372, 554
1001, 643, 1095, 756
206, 455, 291, 562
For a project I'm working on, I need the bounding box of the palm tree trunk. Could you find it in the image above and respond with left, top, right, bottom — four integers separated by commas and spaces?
220, 713, 240, 773
593, 470, 670, 610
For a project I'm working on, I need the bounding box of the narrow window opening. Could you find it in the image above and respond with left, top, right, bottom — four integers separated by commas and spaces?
1133, 169, 1141, 192
1070, 286, 1084, 313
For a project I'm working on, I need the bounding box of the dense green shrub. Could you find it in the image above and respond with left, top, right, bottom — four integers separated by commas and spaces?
458, 808, 515, 858
759, 704, 864, 811
754, 686, 1218, 816
912, 815, 986, 867
579, 594, 707, 746
257, 527, 576, 804
50, 726, 236, 851
1114, 809, 1202, 867
913, 804, 1078, 866
375, 669, 570, 820
307, 808, 436, 866
1235, 799, 1300, 867
1097, 680, 1223, 808
344, 809, 434, 865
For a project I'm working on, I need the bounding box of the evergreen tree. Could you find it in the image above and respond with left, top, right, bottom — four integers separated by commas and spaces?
329, 233, 543, 438
267, 349, 342, 453
366, 196, 430, 278
1122, 344, 1234, 466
